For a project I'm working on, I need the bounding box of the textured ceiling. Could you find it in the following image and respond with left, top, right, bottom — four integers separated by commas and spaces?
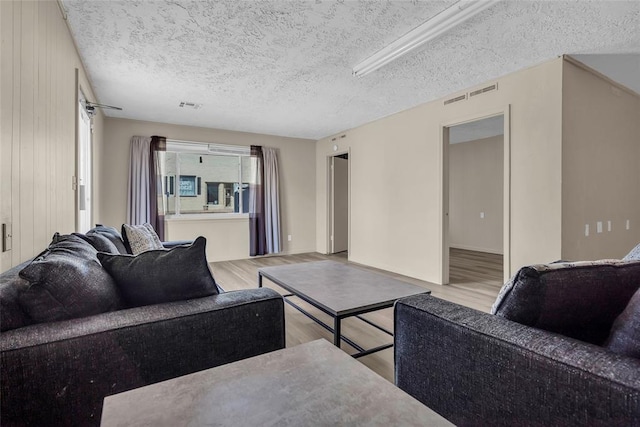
63, 0, 640, 140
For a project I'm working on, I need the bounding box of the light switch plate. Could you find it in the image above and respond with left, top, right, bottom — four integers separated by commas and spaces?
2, 223, 12, 252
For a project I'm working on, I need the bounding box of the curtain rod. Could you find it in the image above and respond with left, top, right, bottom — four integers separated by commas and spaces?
165, 139, 251, 155
166, 139, 248, 148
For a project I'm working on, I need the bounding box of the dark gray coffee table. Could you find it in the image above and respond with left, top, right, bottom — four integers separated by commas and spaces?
101, 340, 453, 426
258, 260, 430, 358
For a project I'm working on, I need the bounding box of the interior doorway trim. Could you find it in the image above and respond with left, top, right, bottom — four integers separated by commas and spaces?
440, 105, 511, 285
75, 69, 94, 234
326, 149, 351, 256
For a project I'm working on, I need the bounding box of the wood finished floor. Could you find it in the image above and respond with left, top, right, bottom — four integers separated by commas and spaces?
210, 248, 503, 383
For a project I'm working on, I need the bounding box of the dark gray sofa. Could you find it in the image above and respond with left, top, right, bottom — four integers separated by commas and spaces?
0, 227, 285, 426
395, 260, 640, 426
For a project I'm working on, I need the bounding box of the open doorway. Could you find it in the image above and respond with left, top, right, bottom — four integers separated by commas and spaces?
328, 152, 349, 256
442, 111, 510, 286
77, 89, 92, 233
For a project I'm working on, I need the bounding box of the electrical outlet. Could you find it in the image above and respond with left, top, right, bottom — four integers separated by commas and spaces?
607, 221, 612, 232
585, 224, 589, 237
480, 212, 485, 219
596, 221, 603, 233
627, 220, 631, 230
287, 235, 292, 242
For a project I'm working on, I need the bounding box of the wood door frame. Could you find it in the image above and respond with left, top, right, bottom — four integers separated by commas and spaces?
440, 106, 511, 284
326, 149, 351, 255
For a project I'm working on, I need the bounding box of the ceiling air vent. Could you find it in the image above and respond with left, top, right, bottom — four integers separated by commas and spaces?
178, 101, 202, 109
444, 94, 467, 106
469, 83, 498, 98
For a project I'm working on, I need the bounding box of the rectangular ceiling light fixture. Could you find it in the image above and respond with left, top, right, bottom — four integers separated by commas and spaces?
178, 101, 202, 109
352, 0, 500, 78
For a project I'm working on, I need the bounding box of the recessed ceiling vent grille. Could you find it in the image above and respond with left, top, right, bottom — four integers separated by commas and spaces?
469, 83, 498, 98
444, 94, 467, 106
178, 101, 202, 109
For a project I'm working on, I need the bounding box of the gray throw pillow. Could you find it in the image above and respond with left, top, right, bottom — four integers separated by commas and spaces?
18, 235, 123, 323
605, 288, 640, 358
49, 232, 100, 259
74, 232, 120, 254
122, 223, 164, 255
492, 260, 640, 345
89, 225, 129, 254
97, 236, 218, 307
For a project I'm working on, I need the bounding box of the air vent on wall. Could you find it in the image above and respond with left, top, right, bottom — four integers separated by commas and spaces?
469, 83, 498, 98
444, 94, 467, 106
178, 101, 202, 109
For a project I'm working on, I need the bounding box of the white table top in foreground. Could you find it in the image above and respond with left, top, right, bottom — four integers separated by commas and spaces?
101, 339, 452, 427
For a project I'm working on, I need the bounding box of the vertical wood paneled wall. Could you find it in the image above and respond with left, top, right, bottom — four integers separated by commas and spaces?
0, 1, 102, 272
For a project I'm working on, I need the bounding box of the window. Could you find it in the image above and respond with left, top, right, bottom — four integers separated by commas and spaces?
179, 175, 199, 197
161, 142, 253, 216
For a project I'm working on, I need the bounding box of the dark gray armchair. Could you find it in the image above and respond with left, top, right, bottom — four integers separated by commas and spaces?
395, 282, 640, 426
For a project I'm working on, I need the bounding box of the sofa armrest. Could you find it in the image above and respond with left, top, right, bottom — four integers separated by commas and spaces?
394, 294, 640, 427
161, 240, 193, 249
1, 288, 284, 427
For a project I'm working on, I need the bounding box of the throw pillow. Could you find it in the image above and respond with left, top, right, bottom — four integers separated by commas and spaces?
605, 288, 640, 358
89, 225, 129, 254
122, 223, 164, 255
49, 232, 99, 259
18, 235, 123, 323
97, 236, 218, 307
87, 224, 128, 254
491, 260, 640, 345
73, 232, 120, 254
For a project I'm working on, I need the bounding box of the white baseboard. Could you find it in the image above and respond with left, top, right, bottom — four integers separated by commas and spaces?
450, 244, 503, 255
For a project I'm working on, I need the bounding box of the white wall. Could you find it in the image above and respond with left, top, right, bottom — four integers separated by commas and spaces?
100, 118, 316, 261
449, 135, 504, 254
561, 59, 640, 260
1, 1, 104, 272
316, 58, 564, 284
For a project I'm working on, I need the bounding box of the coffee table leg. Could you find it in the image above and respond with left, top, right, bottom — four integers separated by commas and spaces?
258, 273, 263, 288
334, 317, 341, 348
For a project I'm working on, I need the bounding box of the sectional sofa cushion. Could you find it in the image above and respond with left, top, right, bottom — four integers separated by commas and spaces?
18, 235, 123, 323
605, 287, 640, 358
0, 261, 33, 331
122, 223, 164, 255
98, 236, 218, 307
492, 260, 640, 345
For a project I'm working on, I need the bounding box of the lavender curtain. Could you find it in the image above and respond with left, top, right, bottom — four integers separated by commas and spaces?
249, 145, 266, 256
249, 145, 281, 256
126, 135, 166, 240
127, 136, 152, 225
263, 147, 281, 254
